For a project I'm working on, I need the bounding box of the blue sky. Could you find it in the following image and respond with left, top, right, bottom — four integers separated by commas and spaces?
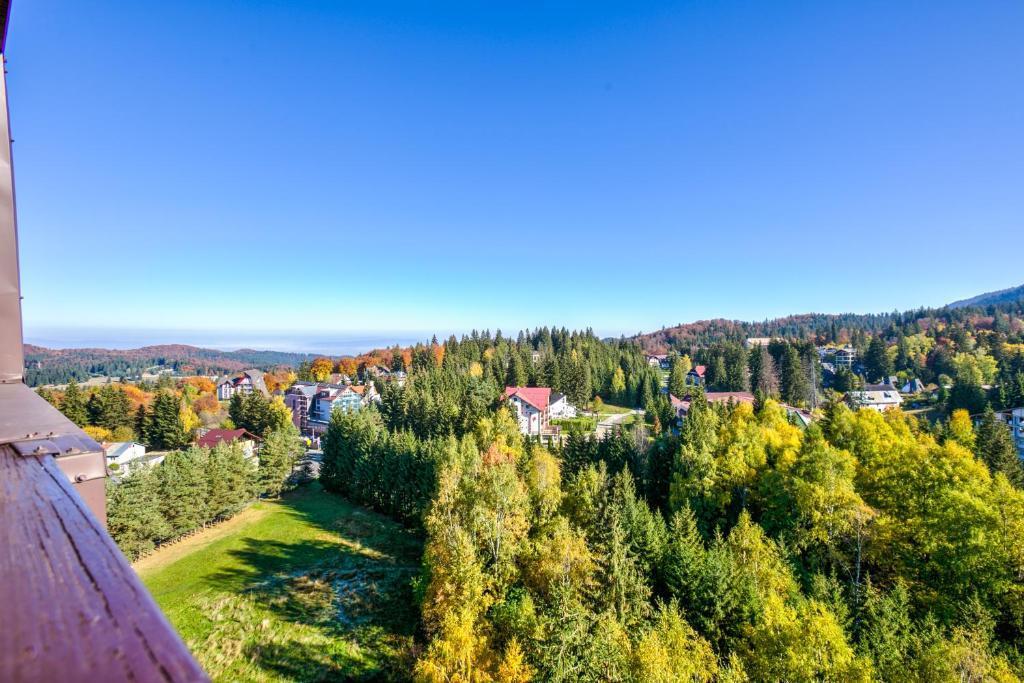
8, 1, 1024, 344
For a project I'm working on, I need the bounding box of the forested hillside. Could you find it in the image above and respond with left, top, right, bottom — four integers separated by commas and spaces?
23, 343, 316, 386
635, 292, 1024, 352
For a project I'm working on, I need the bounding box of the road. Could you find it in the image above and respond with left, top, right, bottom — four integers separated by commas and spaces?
595, 409, 644, 438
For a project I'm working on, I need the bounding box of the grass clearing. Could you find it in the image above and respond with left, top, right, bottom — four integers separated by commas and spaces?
137, 483, 422, 682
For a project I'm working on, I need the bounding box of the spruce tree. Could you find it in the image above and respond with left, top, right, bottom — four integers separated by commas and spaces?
974, 407, 1024, 486
106, 466, 170, 560
780, 345, 809, 406
864, 335, 893, 383
754, 345, 779, 398
61, 379, 89, 426
156, 447, 210, 535
668, 357, 688, 398
506, 351, 527, 388
258, 425, 303, 497
149, 391, 188, 450
134, 403, 150, 443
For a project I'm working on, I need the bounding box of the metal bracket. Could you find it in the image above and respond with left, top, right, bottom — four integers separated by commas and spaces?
11, 434, 108, 483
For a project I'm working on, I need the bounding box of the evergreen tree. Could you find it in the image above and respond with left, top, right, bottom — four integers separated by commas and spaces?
974, 407, 1024, 486
134, 403, 150, 443
668, 356, 689, 398
106, 466, 170, 560
864, 335, 893, 383
753, 345, 779, 398
61, 379, 88, 426
506, 351, 527, 387
780, 345, 809, 406
148, 391, 188, 450
155, 447, 210, 535
258, 424, 303, 497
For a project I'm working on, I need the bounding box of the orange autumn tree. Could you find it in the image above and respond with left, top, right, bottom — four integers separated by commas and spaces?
310, 357, 334, 382
183, 376, 215, 395
337, 357, 359, 378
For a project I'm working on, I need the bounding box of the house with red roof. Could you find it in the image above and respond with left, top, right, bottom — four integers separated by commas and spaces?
686, 365, 707, 387
197, 428, 261, 460
503, 386, 576, 436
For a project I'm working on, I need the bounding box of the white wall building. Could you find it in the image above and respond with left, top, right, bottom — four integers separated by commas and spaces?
1012, 407, 1024, 460
848, 389, 903, 412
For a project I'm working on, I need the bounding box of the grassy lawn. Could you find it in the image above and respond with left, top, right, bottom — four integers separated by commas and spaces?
137, 483, 423, 682
592, 401, 633, 416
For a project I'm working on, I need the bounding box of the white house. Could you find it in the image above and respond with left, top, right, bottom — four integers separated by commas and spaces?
548, 392, 577, 420
646, 354, 670, 369
847, 389, 903, 412
216, 369, 269, 400
104, 441, 146, 471
504, 386, 558, 436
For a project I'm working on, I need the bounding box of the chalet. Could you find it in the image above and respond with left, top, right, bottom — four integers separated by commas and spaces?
686, 365, 707, 386
197, 428, 261, 459
216, 369, 269, 400
847, 389, 903, 412
103, 441, 146, 472
646, 354, 670, 370
834, 347, 857, 368
548, 392, 577, 420
504, 386, 576, 436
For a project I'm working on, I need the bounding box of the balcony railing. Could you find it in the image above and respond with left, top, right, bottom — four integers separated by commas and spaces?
0, 5, 208, 680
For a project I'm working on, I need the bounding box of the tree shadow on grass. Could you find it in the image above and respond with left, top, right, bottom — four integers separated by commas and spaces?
200, 485, 423, 681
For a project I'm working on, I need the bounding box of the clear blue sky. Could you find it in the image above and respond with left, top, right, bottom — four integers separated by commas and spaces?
9, 1, 1023, 343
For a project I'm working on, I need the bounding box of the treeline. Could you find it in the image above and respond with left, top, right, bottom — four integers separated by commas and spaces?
405, 396, 1024, 681
24, 344, 315, 387
320, 407, 445, 525
657, 306, 1024, 416
40, 377, 294, 450
638, 297, 1024, 351
108, 430, 302, 560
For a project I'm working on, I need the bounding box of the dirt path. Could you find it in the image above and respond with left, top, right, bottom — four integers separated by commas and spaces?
595, 409, 643, 437
133, 503, 271, 575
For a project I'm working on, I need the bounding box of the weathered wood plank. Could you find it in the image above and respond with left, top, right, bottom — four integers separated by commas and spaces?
0, 444, 208, 682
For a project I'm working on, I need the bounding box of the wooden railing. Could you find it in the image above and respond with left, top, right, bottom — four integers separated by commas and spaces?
0, 5, 208, 679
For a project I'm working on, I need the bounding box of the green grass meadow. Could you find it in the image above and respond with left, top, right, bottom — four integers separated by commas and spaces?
137, 483, 423, 682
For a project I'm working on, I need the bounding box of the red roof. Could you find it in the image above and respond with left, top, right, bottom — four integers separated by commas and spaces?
692, 365, 707, 377
197, 428, 259, 448
669, 394, 686, 408
504, 386, 552, 411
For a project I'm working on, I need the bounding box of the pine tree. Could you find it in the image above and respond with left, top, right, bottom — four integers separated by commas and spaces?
61, 379, 88, 426
780, 345, 809, 406
974, 407, 1024, 486
134, 403, 150, 443
506, 351, 527, 387
156, 447, 210, 535
669, 357, 688, 398
754, 345, 779, 398
106, 466, 171, 560
864, 335, 893, 383
148, 391, 188, 450
258, 425, 303, 497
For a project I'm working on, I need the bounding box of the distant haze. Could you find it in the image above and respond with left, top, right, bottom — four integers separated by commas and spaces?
23, 327, 432, 356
